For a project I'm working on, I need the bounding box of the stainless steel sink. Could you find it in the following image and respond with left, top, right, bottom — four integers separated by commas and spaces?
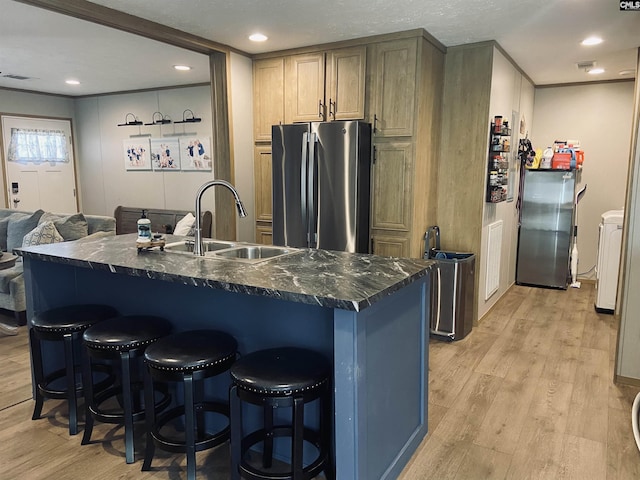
212, 245, 296, 262
164, 239, 236, 254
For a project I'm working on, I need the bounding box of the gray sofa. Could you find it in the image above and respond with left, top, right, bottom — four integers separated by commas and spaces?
0, 208, 116, 323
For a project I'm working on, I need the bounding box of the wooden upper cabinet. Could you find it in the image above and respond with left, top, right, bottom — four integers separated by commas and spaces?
285, 53, 326, 123
254, 57, 285, 142
326, 46, 366, 121
285, 46, 366, 123
370, 38, 418, 137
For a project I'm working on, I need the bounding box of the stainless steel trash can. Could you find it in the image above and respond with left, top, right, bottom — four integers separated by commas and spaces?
425, 250, 475, 341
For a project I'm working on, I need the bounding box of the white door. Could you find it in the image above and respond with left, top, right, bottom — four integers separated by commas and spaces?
1, 115, 78, 213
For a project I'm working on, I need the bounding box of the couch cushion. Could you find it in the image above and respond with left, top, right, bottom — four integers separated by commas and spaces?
0, 260, 23, 294
173, 212, 196, 236
22, 221, 64, 248
7, 210, 44, 252
39, 212, 88, 241
0, 217, 9, 251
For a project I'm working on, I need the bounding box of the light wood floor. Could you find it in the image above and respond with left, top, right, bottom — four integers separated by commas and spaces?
0, 284, 639, 479
399, 283, 640, 480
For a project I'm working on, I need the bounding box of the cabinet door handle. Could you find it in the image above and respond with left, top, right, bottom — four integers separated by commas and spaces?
329, 98, 336, 120
318, 100, 325, 120
373, 114, 378, 133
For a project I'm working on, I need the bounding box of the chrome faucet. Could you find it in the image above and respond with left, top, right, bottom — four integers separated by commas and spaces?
194, 179, 247, 256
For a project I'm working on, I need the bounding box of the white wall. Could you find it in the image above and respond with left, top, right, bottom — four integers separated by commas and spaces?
229, 52, 255, 243
478, 47, 535, 319
531, 82, 634, 280
0, 89, 75, 207
74, 85, 217, 217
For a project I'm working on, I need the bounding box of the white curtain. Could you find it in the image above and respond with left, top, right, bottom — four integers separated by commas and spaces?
7, 128, 69, 164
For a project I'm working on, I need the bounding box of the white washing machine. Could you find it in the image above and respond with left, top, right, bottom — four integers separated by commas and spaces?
595, 209, 624, 312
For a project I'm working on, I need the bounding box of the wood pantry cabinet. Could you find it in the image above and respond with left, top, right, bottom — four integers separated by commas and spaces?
251, 30, 445, 258
285, 46, 366, 122
368, 34, 445, 258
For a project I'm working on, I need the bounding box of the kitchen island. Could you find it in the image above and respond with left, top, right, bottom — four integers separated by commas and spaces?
19, 233, 433, 480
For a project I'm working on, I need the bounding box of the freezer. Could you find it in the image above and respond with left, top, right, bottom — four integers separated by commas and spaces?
516, 169, 575, 289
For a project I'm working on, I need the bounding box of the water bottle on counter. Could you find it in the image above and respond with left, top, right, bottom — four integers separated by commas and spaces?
137, 209, 152, 244
541, 147, 553, 168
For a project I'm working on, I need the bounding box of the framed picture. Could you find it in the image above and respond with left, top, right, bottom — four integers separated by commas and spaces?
150, 137, 181, 171
179, 137, 212, 171
123, 139, 151, 171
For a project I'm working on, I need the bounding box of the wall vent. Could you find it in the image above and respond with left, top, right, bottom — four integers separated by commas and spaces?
1, 74, 32, 80
576, 61, 596, 71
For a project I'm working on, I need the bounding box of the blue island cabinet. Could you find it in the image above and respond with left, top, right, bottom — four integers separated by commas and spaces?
21, 234, 431, 479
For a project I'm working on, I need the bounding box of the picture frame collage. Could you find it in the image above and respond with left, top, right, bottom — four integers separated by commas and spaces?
123, 137, 212, 171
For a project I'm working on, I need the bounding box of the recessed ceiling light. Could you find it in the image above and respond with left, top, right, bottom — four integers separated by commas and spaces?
249, 33, 268, 42
581, 36, 603, 46
619, 69, 635, 76
588, 68, 605, 75
173, 65, 191, 71
65, 79, 80, 85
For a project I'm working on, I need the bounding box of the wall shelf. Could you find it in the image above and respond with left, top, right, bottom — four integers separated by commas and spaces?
486, 119, 511, 203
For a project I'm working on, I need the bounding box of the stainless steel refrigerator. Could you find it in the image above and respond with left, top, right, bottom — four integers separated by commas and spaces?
272, 121, 371, 253
516, 169, 576, 289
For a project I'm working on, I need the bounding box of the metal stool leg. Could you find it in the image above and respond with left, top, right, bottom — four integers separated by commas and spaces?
141, 369, 156, 472
184, 373, 196, 480
121, 351, 135, 464
63, 333, 79, 435
292, 396, 305, 480
29, 329, 45, 421
263, 401, 274, 468
81, 348, 95, 445
229, 385, 242, 480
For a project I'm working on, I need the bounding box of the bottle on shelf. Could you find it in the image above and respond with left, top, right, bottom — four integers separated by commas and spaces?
541, 147, 553, 168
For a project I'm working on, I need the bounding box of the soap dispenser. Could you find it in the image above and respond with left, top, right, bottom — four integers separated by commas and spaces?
137, 209, 152, 243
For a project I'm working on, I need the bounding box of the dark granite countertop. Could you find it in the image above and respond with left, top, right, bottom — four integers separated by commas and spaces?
17, 234, 434, 312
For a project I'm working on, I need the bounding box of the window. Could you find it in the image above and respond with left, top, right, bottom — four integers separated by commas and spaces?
7, 128, 69, 164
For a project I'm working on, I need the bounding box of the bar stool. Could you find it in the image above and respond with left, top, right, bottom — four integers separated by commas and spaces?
81, 315, 173, 464
142, 329, 238, 479
229, 347, 333, 480
30, 304, 119, 435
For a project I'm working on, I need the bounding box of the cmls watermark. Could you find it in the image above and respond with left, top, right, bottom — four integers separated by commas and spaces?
620, 1, 640, 10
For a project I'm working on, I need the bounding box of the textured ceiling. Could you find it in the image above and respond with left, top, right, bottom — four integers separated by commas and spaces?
0, 0, 638, 96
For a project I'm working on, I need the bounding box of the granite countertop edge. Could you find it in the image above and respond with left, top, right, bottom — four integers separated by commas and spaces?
17, 234, 434, 312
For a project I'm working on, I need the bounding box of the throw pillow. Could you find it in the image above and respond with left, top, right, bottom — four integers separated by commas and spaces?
22, 221, 64, 247
173, 212, 196, 236
39, 212, 88, 241
0, 217, 10, 251
7, 209, 44, 252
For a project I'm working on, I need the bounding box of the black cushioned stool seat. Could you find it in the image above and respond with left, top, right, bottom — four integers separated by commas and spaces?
142, 329, 238, 480
229, 347, 334, 480
30, 304, 119, 435
82, 315, 173, 464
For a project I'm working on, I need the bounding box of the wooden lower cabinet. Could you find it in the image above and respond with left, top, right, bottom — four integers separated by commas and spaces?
371, 140, 413, 231
371, 232, 410, 258
253, 145, 273, 223
255, 223, 273, 245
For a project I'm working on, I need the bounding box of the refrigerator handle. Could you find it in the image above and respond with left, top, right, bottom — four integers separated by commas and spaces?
308, 132, 318, 247
301, 131, 309, 243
